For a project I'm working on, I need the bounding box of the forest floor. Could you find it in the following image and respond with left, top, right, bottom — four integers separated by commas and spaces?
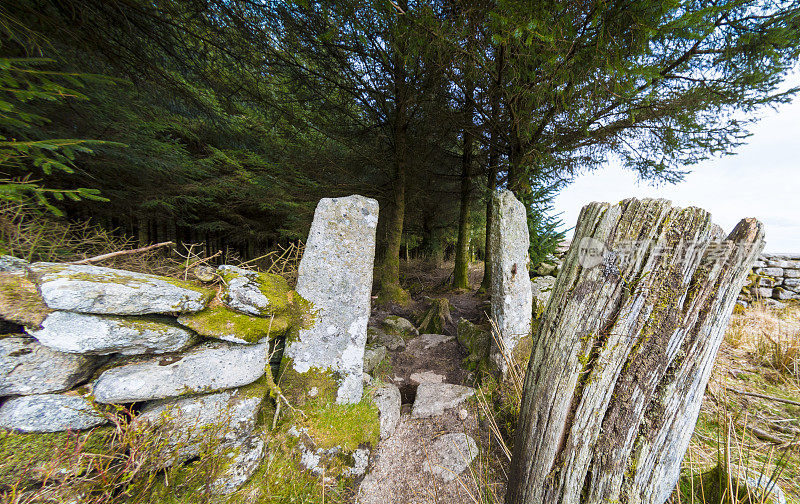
358, 261, 505, 504
364, 260, 800, 504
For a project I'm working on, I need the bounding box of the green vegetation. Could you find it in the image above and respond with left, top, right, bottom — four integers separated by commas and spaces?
0, 273, 50, 327
3, 0, 795, 295
178, 305, 290, 344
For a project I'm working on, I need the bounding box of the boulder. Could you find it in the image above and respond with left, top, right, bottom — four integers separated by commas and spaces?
534, 262, 557, 276
283, 195, 379, 404
0, 336, 101, 395
218, 265, 292, 317
93, 340, 267, 403
0, 273, 50, 328
369, 327, 405, 351
30, 263, 212, 315
758, 276, 779, 288
755, 287, 773, 299
783, 278, 800, 289
363, 345, 387, 374
411, 383, 475, 418
211, 434, 266, 494
29, 311, 196, 355
757, 267, 784, 278
132, 381, 265, 466
407, 333, 454, 352
372, 383, 400, 440
488, 190, 533, 374
381, 315, 418, 338
773, 287, 795, 300
177, 304, 289, 344
784, 269, 800, 279
0, 255, 27, 274
0, 393, 107, 432
421, 433, 478, 482
763, 299, 787, 310
530, 276, 556, 317
456, 318, 490, 369
409, 371, 444, 385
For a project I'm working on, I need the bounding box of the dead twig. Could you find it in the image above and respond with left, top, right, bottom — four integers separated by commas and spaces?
68, 242, 174, 265
185, 250, 221, 271
726, 387, 800, 407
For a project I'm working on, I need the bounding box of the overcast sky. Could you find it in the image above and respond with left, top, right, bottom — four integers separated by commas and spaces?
554, 76, 800, 253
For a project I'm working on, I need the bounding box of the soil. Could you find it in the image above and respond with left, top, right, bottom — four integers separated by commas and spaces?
358, 261, 496, 504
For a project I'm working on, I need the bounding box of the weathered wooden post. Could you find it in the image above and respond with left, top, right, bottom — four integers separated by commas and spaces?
506, 198, 764, 504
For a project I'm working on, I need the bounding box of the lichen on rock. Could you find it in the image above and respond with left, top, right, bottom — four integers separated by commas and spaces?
0, 272, 50, 328
30, 263, 213, 315
218, 265, 292, 317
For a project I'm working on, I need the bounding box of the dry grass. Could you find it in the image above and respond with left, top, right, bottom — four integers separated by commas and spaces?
726, 303, 800, 380
467, 303, 800, 504
676, 301, 800, 503
0, 202, 303, 284
0, 404, 236, 504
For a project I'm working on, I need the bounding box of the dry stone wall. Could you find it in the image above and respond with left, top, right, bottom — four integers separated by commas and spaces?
0, 259, 293, 493
740, 253, 800, 305
0, 194, 384, 496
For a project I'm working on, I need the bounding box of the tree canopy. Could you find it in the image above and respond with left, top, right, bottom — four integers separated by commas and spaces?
1, 0, 798, 296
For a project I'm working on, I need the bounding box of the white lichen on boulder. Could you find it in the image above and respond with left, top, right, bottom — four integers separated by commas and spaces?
31, 263, 213, 315
29, 311, 196, 355
284, 195, 379, 404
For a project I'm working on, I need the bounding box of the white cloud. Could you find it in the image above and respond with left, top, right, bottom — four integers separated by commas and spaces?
554, 77, 800, 253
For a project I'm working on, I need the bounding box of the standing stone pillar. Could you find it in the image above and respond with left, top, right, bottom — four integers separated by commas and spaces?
505, 198, 764, 504
489, 190, 533, 374
283, 195, 379, 404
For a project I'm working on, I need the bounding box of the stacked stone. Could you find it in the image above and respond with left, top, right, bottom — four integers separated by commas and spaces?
528, 240, 569, 319
739, 253, 800, 306
0, 257, 294, 494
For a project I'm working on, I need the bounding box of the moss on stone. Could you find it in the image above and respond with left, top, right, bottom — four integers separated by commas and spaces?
178, 304, 290, 344
304, 400, 380, 452
221, 269, 293, 317
0, 272, 51, 328
0, 427, 114, 487
457, 318, 492, 373
278, 364, 340, 408
277, 360, 379, 450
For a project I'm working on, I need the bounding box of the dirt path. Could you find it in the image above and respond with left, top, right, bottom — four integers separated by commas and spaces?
358, 303, 488, 503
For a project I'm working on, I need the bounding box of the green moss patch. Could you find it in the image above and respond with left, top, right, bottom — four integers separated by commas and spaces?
457, 318, 491, 373
0, 427, 114, 487
221, 269, 293, 317
303, 400, 379, 452
232, 431, 351, 504
277, 364, 379, 451
0, 273, 51, 328
178, 304, 289, 344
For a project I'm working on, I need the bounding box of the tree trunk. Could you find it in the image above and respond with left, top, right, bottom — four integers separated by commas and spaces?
378, 6, 411, 305
452, 83, 475, 290
421, 216, 446, 265
481, 44, 504, 292
506, 198, 764, 504
480, 165, 498, 292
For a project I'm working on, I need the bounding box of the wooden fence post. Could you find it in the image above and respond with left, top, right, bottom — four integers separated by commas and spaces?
505, 198, 764, 504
